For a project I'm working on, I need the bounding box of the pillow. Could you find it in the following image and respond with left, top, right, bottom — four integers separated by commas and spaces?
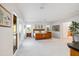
35, 31, 40, 33
41, 31, 46, 33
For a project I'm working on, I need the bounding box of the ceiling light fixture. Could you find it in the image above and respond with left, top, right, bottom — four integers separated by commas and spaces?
40, 3, 46, 9
40, 6, 44, 9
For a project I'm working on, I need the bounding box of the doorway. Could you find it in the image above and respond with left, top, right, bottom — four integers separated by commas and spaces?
61, 22, 73, 43
13, 15, 18, 54
26, 25, 32, 38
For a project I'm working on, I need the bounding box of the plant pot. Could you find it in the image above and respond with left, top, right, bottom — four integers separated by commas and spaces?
73, 34, 79, 42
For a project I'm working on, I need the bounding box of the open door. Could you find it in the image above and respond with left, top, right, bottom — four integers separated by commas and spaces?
13, 15, 17, 54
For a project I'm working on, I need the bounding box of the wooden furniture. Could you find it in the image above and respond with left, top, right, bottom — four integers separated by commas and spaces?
33, 29, 45, 31
67, 43, 79, 56
33, 29, 52, 40
26, 33, 31, 37
70, 48, 79, 56
67, 31, 73, 37
35, 32, 52, 40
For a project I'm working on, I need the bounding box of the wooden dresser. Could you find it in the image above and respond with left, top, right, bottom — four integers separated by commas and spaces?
35, 32, 52, 40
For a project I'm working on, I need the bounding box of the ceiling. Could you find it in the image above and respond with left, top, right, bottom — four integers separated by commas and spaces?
14, 3, 79, 23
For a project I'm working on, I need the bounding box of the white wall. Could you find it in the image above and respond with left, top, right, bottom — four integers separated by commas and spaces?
0, 4, 13, 56
0, 27, 13, 56
18, 20, 25, 46
0, 4, 23, 55
62, 22, 71, 39
52, 15, 79, 39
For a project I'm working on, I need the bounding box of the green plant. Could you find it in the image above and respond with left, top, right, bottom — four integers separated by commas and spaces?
69, 21, 79, 34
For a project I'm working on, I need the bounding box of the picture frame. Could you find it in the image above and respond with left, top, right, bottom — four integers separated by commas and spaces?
52, 25, 60, 31
0, 4, 11, 27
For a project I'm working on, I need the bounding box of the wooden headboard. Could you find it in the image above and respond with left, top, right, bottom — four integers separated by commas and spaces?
33, 29, 45, 31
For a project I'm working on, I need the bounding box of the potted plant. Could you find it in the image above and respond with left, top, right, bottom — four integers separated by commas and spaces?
69, 21, 79, 43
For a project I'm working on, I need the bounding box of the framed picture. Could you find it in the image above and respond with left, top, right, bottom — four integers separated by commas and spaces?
52, 25, 60, 31
0, 4, 11, 27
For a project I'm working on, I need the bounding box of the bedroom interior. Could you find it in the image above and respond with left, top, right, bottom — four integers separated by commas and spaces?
0, 3, 79, 56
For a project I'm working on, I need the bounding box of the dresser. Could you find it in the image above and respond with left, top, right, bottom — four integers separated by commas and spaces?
35, 32, 52, 40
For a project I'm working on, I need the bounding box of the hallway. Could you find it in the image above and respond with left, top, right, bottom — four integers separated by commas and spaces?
15, 38, 69, 56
